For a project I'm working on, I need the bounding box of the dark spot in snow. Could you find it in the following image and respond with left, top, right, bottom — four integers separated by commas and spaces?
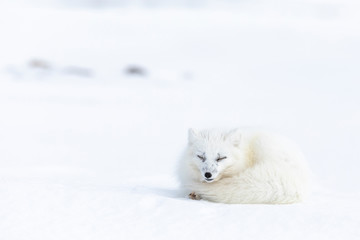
28, 59, 51, 70
125, 65, 147, 76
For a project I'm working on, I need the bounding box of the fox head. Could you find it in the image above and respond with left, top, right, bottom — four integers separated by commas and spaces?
187, 128, 243, 183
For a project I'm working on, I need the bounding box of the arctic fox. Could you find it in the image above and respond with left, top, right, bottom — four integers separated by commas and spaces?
178, 128, 310, 204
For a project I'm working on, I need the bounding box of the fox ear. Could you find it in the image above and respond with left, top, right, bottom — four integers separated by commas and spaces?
188, 128, 199, 144
228, 128, 242, 147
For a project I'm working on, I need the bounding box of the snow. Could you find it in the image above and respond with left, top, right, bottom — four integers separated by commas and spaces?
1, 1, 360, 239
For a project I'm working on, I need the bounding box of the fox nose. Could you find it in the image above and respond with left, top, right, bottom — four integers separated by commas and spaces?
204, 172, 212, 178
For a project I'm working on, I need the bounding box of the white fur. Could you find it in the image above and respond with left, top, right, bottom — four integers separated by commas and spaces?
178, 128, 310, 204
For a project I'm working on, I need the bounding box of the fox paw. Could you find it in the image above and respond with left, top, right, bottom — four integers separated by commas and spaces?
189, 192, 201, 200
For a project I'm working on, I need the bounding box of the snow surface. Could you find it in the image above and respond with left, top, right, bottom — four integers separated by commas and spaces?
1, 2, 360, 239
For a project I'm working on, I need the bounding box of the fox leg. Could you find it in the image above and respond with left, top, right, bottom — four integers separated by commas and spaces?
189, 192, 201, 200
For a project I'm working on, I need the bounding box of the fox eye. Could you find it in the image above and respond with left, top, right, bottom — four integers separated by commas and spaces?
216, 154, 227, 162
197, 155, 206, 161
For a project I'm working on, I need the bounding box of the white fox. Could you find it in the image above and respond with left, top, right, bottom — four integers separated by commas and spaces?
178, 128, 310, 204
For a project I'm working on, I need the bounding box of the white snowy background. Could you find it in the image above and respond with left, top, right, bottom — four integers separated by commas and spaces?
0, 0, 360, 239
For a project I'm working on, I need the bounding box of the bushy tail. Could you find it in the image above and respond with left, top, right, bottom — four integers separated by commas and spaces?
192, 164, 309, 204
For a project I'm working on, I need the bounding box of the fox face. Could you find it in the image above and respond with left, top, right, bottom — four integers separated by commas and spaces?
187, 128, 242, 183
